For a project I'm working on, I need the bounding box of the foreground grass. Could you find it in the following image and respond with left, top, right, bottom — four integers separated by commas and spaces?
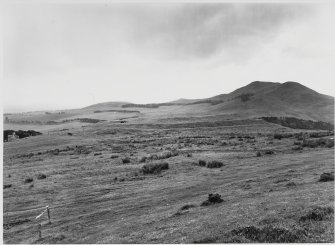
3, 121, 334, 243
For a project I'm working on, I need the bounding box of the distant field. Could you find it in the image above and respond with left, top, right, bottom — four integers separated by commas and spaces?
3, 118, 334, 243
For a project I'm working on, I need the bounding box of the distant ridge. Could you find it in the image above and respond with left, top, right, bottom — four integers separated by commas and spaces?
83, 81, 334, 124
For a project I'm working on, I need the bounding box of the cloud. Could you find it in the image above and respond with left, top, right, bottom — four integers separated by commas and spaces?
4, 3, 315, 79
124, 3, 314, 60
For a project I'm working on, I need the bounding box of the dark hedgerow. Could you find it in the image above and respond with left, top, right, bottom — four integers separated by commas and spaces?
142, 162, 169, 174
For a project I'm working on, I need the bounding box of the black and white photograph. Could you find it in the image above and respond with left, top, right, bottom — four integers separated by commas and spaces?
2, 0, 335, 243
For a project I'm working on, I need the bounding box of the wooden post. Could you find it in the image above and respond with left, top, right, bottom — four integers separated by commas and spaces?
38, 224, 42, 239
46, 206, 51, 224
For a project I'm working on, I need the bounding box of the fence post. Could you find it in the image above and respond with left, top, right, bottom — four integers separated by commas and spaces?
47, 206, 51, 224
38, 224, 42, 239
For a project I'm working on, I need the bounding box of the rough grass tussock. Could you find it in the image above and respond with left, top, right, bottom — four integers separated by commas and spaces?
230, 225, 306, 243
206, 161, 224, 168
142, 162, 169, 174
24, 177, 33, 184
37, 173, 47, 179
121, 157, 131, 164
299, 206, 334, 222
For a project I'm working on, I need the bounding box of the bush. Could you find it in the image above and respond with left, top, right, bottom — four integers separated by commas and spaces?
206, 161, 224, 168
4, 184, 12, 189
142, 162, 169, 174
198, 160, 206, 166
37, 173, 47, 179
300, 206, 334, 221
201, 193, 224, 206
122, 157, 131, 164
110, 155, 119, 159
24, 177, 33, 183
319, 172, 334, 182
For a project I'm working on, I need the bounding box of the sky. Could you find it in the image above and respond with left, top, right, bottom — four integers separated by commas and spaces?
3, 1, 335, 113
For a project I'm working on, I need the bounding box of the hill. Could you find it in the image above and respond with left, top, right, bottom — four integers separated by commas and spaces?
4, 81, 334, 126
195, 81, 334, 123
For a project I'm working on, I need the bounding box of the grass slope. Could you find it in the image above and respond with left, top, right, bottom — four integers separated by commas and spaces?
3, 119, 334, 243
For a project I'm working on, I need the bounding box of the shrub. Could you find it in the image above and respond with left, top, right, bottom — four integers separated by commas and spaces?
198, 160, 206, 166
94, 153, 102, 156
319, 172, 334, 182
206, 161, 224, 168
4, 184, 12, 189
110, 155, 119, 159
201, 193, 223, 206
37, 173, 47, 179
122, 157, 131, 164
142, 162, 169, 174
24, 177, 33, 183
300, 206, 334, 221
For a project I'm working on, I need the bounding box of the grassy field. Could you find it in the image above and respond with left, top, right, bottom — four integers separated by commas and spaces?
3, 118, 334, 243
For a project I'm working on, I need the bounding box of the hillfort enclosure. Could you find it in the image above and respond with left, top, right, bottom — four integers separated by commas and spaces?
3, 1, 335, 244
